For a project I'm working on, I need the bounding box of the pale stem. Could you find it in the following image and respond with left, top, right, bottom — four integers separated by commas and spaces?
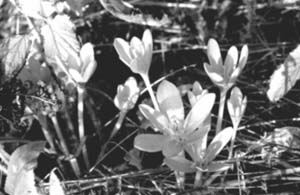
175, 152, 185, 189
216, 89, 228, 134
228, 124, 238, 159
77, 86, 90, 169
194, 170, 202, 188
99, 111, 127, 161
50, 115, 81, 177
141, 74, 160, 111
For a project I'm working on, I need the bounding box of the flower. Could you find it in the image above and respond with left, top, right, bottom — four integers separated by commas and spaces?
187, 81, 208, 106
113, 29, 153, 77
165, 127, 235, 173
227, 87, 247, 128
134, 80, 216, 158
69, 43, 97, 84
114, 77, 140, 112
204, 39, 248, 90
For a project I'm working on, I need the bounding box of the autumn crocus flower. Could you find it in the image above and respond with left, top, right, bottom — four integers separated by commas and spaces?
134, 80, 216, 158
204, 39, 248, 91
114, 77, 140, 112
114, 29, 153, 77
114, 29, 159, 110
69, 43, 97, 84
187, 81, 208, 106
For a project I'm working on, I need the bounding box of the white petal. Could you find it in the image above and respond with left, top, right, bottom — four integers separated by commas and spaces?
130, 37, 145, 57
156, 80, 185, 123
80, 43, 94, 70
69, 68, 83, 83
142, 29, 153, 70
134, 134, 168, 152
164, 156, 195, 173
238, 44, 249, 71
204, 62, 225, 87
139, 104, 169, 132
183, 93, 215, 134
204, 127, 234, 164
113, 38, 132, 66
162, 139, 182, 157
207, 39, 223, 68
224, 46, 238, 80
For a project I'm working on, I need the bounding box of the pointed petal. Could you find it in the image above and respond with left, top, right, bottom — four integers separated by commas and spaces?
139, 104, 169, 132
224, 46, 238, 80
204, 127, 234, 163
142, 29, 153, 71
164, 156, 195, 173
130, 37, 145, 57
204, 62, 224, 87
82, 60, 97, 83
114, 38, 132, 67
134, 134, 168, 152
183, 93, 215, 134
162, 139, 182, 157
207, 39, 223, 68
238, 45, 249, 71
187, 91, 197, 106
80, 43, 94, 69
157, 80, 184, 123
69, 68, 83, 83
192, 81, 204, 96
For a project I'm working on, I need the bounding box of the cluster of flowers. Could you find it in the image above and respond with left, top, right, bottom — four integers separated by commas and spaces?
113, 29, 248, 173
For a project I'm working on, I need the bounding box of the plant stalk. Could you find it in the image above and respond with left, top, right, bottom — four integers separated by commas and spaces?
194, 171, 202, 188
216, 89, 227, 134
77, 85, 90, 169
141, 74, 160, 111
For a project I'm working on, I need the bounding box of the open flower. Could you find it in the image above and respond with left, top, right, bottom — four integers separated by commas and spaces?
165, 127, 235, 173
69, 43, 97, 84
204, 39, 248, 90
227, 87, 247, 128
114, 77, 140, 112
134, 80, 216, 158
113, 29, 153, 77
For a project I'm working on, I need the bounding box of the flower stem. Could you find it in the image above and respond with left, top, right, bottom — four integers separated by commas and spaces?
228, 124, 238, 159
141, 75, 160, 111
194, 171, 202, 188
77, 86, 90, 169
216, 89, 227, 134
109, 111, 127, 141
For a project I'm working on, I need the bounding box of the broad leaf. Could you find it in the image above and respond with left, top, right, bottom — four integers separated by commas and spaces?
267, 45, 300, 102
204, 127, 234, 164
41, 14, 80, 87
0, 35, 31, 81
99, 0, 170, 27
5, 141, 45, 195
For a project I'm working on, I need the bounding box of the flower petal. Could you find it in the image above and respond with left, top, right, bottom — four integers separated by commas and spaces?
113, 38, 132, 66
204, 127, 234, 164
224, 46, 238, 81
162, 139, 182, 157
183, 93, 215, 134
207, 39, 223, 68
238, 45, 249, 71
82, 60, 97, 83
134, 134, 168, 152
157, 80, 184, 123
164, 156, 195, 173
80, 43, 94, 70
204, 62, 224, 87
142, 29, 153, 71
192, 81, 204, 96
69, 68, 83, 83
130, 37, 145, 58
139, 104, 169, 132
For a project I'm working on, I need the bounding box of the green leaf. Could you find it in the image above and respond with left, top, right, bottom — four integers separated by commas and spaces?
204, 127, 234, 164
0, 35, 31, 81
5, 141, 45, 195
134, 134, 168, 152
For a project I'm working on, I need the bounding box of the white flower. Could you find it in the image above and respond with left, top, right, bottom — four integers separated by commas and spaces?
69, 43, 97, 84
114, 77, 140, 112
227, 87, 247, 128
113, 29, 153, 77
204, 39, 248, 90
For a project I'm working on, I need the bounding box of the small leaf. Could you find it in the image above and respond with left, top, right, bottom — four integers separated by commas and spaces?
267, 45, 300, 102
49, 170, 65, 195
5, 141, 45, 195
164, 156, 195, 173
0, 35, 31, 81
204, 127, 234, 163
124, 148, 142, 170
134, 134, 168, 152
